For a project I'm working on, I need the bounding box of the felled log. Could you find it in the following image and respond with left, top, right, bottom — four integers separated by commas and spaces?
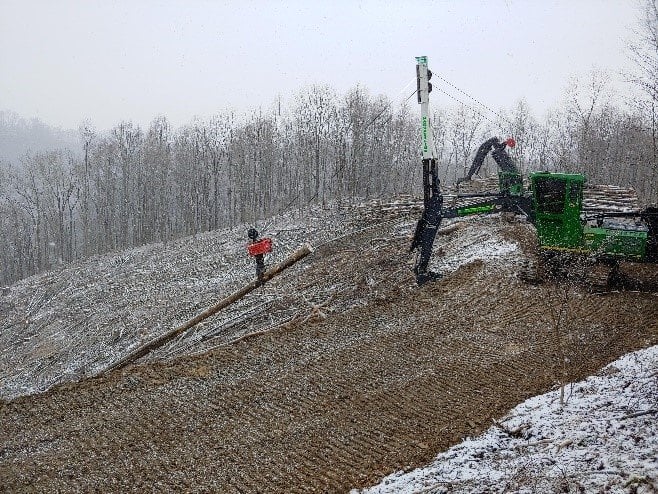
103, 244, 313, 374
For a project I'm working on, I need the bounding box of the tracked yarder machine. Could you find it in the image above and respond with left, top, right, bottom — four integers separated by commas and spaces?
410, 56, 658, 289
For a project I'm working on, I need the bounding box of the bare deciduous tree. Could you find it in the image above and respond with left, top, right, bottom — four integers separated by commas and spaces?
628, 0, 658, 202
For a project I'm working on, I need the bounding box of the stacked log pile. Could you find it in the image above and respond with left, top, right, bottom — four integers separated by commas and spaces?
348, 196, 422, 223
582, 184, 640, 215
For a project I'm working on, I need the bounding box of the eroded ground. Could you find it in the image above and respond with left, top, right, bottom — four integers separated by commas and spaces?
1, 214, 658, 493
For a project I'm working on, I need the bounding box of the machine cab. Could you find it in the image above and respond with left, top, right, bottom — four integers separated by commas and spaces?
530, 172, 585, 251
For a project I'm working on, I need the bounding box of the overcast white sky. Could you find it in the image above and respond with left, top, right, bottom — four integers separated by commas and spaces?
0, 0, 644, 131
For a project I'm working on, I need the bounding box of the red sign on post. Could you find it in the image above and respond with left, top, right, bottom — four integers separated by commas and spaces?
247, 238, 273, 257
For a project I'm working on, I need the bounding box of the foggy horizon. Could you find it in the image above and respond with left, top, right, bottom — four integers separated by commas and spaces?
1, 0, 645, 132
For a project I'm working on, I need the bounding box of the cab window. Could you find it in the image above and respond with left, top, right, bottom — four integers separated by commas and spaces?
535, 178, 566, 214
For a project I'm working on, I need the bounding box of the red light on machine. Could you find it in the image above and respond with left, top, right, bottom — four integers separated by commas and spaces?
505, 137, 516, 148
247, 238, 273, 257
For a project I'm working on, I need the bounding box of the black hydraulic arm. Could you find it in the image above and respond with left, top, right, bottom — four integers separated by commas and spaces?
410, 184, 533, 284
458, 137, 518, 183
410, 158, 443, 284
410, 137, 530, 285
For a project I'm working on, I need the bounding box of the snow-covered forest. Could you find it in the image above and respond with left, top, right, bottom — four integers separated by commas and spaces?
1, 5, 657, 288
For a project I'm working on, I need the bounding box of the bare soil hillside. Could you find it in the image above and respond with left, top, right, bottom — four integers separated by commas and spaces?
1, 205, 657, 493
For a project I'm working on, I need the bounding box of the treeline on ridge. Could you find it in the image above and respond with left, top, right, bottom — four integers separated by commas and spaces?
1, 80, 657, 286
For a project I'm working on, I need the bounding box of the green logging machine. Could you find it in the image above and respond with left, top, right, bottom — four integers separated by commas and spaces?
410, 56, 658, 289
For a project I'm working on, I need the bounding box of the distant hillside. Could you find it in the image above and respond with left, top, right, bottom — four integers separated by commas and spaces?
0, 110, 80, 164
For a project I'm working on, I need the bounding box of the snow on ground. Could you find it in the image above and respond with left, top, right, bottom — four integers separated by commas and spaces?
0, 206, 521, 401
0, 205, 353, 400
356, 345, 658, 494
430, 217, 519, 274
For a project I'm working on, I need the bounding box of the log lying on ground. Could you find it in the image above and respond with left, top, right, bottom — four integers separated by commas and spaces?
104, 244, 313, 374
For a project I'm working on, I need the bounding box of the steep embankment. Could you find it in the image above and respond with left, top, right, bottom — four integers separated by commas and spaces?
1, 202, 657, 492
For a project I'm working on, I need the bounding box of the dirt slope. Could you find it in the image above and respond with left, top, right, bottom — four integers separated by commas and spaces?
1, 211, 658, 493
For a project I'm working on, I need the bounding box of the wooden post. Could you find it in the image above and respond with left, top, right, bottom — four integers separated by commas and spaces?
104, 244, 313, 374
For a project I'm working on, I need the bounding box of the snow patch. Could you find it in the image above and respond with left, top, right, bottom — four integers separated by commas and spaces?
356, 345, 658, 493
432, 219, 519, 274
